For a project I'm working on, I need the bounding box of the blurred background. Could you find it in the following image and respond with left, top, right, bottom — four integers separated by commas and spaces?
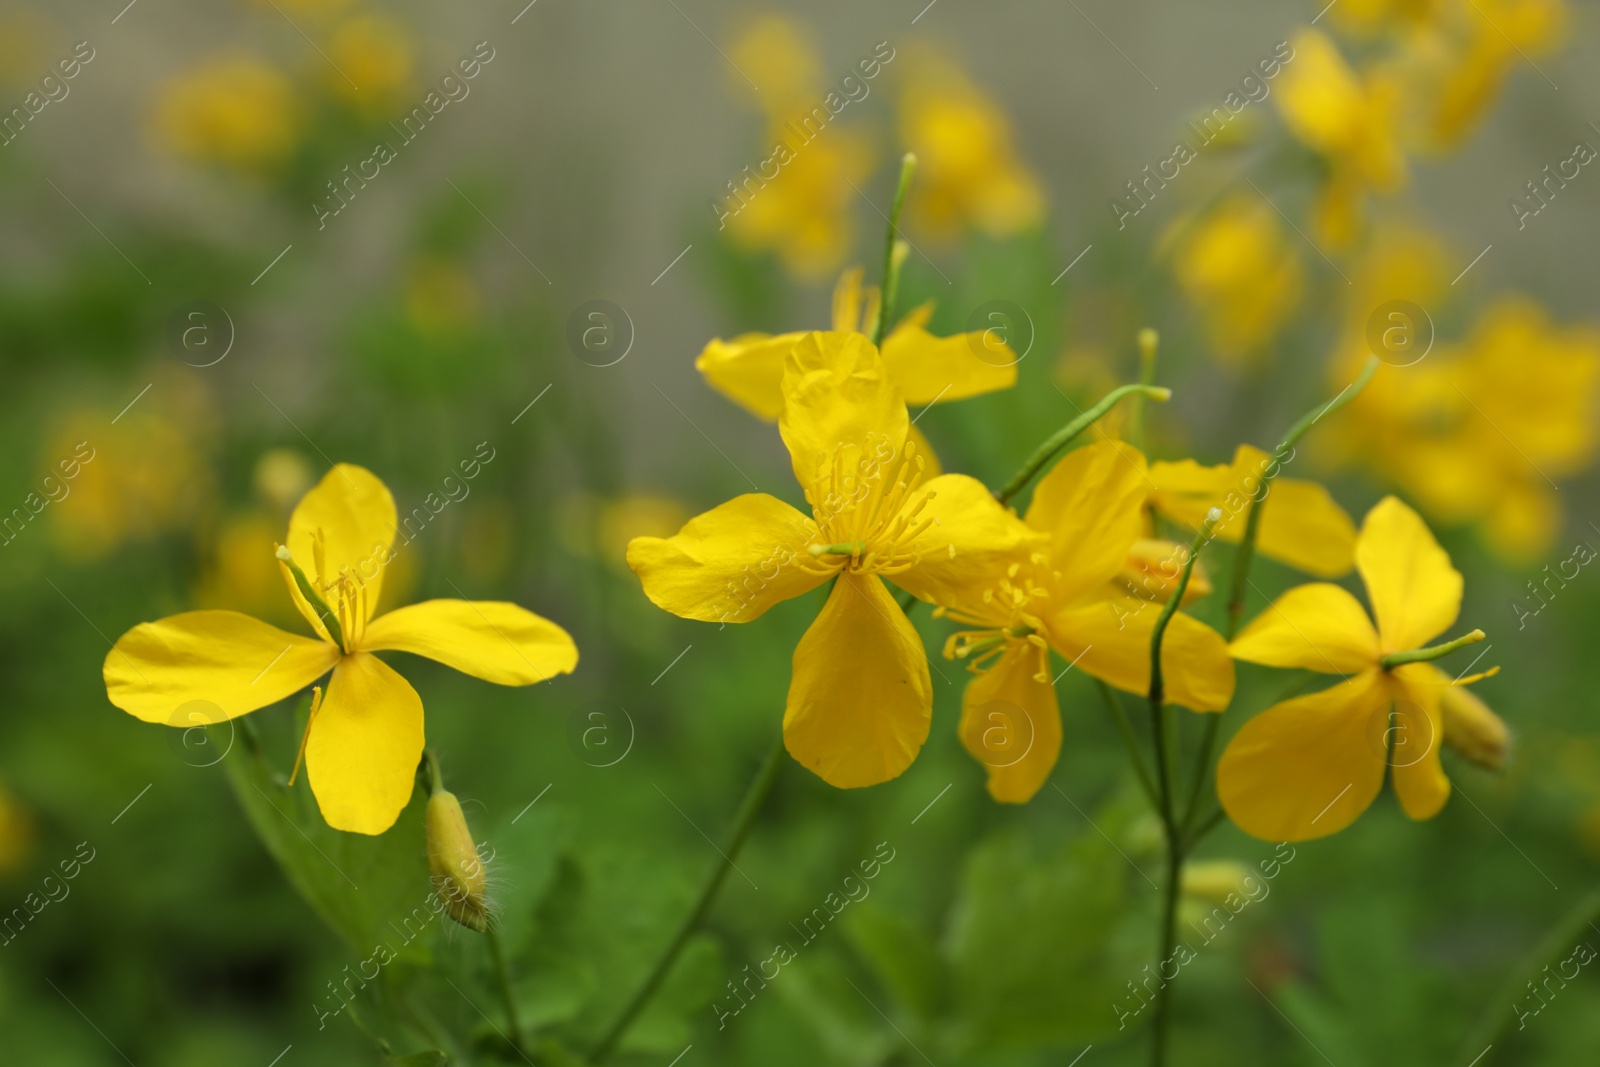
3, 0, 1600, 1063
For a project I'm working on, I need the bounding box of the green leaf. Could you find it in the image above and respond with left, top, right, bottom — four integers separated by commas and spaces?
840, 902, 947, 1022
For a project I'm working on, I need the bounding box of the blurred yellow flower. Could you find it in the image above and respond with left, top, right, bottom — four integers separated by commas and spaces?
1169, 195, 1304, 361
1274, 29, 1406, 246
154, 55, 299, 172
327, 13, 414, 110
1220, 496, 1499, 840
253, 448, 314, 514
724, 127, 875, 280
934, 441, 1234, 803
728, 14, 822, 119
629, 332, 1034, 789
898, 48, 1044, 238
599, 494, 688, 569
105, 464, 578, 835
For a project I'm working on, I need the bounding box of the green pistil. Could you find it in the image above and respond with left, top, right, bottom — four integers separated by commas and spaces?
1380, 628, 1485, 669
275, 545, 346, 651
808, 541, 867, 558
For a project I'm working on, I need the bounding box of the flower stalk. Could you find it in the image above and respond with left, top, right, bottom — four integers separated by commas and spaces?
869, 152, 918, 348
1380, 628, 1486, 669
995, 383, 1171, 506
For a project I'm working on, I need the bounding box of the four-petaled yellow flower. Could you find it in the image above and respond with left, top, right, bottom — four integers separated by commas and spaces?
932, 441, 1236, 802
628, 331, 1034, 788
1219, 496, 1501, 841
103, 464, 578, 835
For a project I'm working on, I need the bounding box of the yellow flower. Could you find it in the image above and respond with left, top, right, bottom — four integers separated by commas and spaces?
695, 266, 1017, 466
727, 14, 823, 120
898, 48, 1044, 238
327, 13, 414, 109
628, 332, 1036, 789
1147, 444, 1357, 577
1219, 496, 1501, 841
1169, 195, 1304, 361
932, 441, 1235, 803
154, 55, 299, 172
1273, 29, 1407, 246
103, 464, 578, 835
1116, 538, 1213, 606
724, 126, 875, 280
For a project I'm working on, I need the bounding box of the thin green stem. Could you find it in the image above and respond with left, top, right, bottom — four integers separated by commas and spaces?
1096, 678, 1160, 811
1380, 629, 1486, 669
870, 153, 918, 348
486, 926, 525, 1054
589, 735, 786, 1063
995, 384, 1172, 506
422, 749, 444, 796
1146, 512, 1217, 1067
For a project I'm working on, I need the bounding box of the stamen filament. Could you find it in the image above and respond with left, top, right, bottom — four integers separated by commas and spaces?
287, 685, 323, 786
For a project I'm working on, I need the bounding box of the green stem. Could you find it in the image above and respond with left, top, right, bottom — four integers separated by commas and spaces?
995, 384, 1172, 506
589, 734, 786, 1063
870, 153, 918, 348
1380, 629, 1486, 669
1460, 883, 1600, 1062
275, 545, 346, 650
422, 749, 444, 796
1146, 512, 1217, 1067
487, 926, 526, 1054
1096, 678, 1160, 811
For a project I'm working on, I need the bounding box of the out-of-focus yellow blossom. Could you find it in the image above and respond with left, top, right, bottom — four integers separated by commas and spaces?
630, 332, 1036, 789
458, 498, 516, 586
1170, 195, 1304, 360
932, 441, 1234, 803
405, 258, 480, 337
254, 448, 314, 514
195, 513, 289, 622
0, 12, 50, 90
1274, 29, 1407, 247
728, 14, 822, 119
0, 780, 32, 876
1220, 496, 1500, 840
897, 48, 1044, 238
696, 266, 1016, 458
1334, 297, 1600, 560
106, 464, 578, 834
154, 55, 299, 173
1182, 859, 1256, 904
327, 14, 414, 111
1147, 445, 1357, 577
1116, 538, 1213, 606
599, 494, 689, 571
724, 129, 875, 281
46, 409, 210, 562
246, 0, 354, 18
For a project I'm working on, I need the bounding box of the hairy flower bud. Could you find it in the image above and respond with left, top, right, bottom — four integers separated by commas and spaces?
426, 789, 489, 931
1440, 685, 1509, 771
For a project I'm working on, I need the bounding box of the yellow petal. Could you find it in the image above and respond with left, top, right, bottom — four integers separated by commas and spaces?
1046, 595, 1235, 711
831, 267, 865, 333
1229, 583, 1380, 675
694, 331, 804, 422
1116, 538, 1213, 606
958, 641, 1061, 803
305, 651, 424, 835
779, 331, 908, 502
1389, 665, 1450, 820
282, 464, 397, 634
880, 314, 1018, 405
784, 572, 931, 788
361, 600, 577, 685
626, 494, 825, 623
105, 611, 338, 724
1217, 670, 1389, 841
1024, 440, 1150, 599
891, 474, 1044, 607
1356, 496, 1462, 652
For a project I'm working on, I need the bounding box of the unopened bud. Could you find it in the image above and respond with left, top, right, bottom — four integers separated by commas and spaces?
1182, 860, 1254, 904
426, 789, 489, 931
1440, 685, 1509, 771
1119, 539, 1213, 605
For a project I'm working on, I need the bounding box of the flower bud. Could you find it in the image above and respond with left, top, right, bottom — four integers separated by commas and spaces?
425, 789, 489, 931
1440, 685, 1509, 771
1182, 860, 1253, 905
1118, 538, 1213, 605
